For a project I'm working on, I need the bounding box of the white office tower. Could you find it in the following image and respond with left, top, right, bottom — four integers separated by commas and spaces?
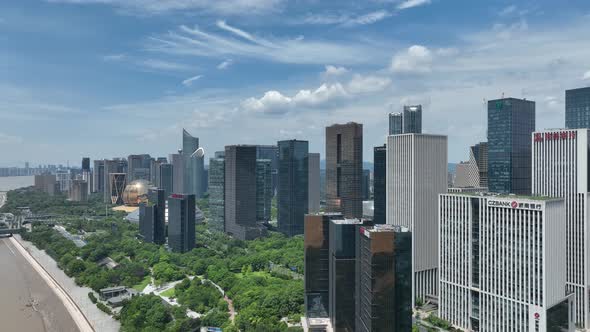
532, 128, 589, 328
439, 193, 574, 331
386, 134, 447, 302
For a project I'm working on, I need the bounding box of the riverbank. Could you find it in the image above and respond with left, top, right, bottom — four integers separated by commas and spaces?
15, 235, 120, 332
0, 237, 79, 332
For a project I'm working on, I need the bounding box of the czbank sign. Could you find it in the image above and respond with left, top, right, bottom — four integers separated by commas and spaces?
487, 200, 542, 211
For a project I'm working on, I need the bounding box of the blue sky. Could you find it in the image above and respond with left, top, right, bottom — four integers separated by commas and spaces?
1, 0, 590, 166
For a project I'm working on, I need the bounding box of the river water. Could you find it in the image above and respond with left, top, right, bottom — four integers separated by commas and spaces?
0, 175, 35, 191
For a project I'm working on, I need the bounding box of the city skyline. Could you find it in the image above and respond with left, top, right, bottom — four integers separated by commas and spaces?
2, 1, 590, 166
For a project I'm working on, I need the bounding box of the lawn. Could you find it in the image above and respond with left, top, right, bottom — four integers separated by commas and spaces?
132, 275, 151, 292
160, 287, 176, 298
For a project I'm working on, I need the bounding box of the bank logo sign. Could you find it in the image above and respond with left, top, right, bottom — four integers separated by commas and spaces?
487, 200, 542, 210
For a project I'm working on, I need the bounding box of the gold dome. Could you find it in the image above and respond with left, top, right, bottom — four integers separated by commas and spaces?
122, 180, 151, 206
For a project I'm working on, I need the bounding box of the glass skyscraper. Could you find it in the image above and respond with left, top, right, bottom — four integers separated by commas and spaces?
388, 112, 403, 135
256, 159, 272, 222
326, 122, 363, 219
403, 105, 422, 134
566, 87, 590, 129
168, 193, 196, 253
487, 98, 535, 194
372, 145, 386, 225
182, 129, 205, 198
277, 140, 309, 236
356, 225, 412, 332
208, 155, 225, 233
139, 188, 166, 245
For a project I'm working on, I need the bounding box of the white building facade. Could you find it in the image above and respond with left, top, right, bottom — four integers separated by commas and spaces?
439, 194, 574, 331
387, 134, 447, 302
532, 128, 590, 328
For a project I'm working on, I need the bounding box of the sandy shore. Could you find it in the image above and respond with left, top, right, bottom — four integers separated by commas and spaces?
15, 236, 121, 332
0, 237, 79, 332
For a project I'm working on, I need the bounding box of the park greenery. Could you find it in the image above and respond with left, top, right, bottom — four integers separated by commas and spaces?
7, 188, 304, 331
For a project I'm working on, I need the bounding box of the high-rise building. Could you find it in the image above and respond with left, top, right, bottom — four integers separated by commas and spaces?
361, 169, 370, 200
56, 171, 72, 193
356, 225, 412, 332
182, 129, 205, 198
208, 155, 225, 232
82, 158, 90, 171
157, 163, 173, 199
69, 180, 88, 202
103, 159, 127, 203
108, 173, 126, 205
329, 219, 362, 332
225, 145, 266, 240
139, 188, 166, 245
304, 213, 343, 319
452, 161, 470, 188
93, 160, 105, 193
566, 86, 590, 129
487, 97, 535, 194
439, 193, 574, 331
402, 105, 422, 134
168, 193, 196, 253
532, 128, 590, 327
387, 134, 447, 302
308, 153, 320, 214
170, 153, 184, 194
256, 145, 279, 196
34, 174, 56, 196
256, 159, 272, 222
127, 154, 151, 182
388, 112, 403, 135
326, 122, 363, 218
372, 145, 386, 225
467, 142, 488, 188
278, 140, 309, 236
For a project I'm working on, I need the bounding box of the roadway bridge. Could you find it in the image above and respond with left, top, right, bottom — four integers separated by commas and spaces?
0, 228, 25, 236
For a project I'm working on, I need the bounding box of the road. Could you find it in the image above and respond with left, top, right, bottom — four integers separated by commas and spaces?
0, 236, 80, 332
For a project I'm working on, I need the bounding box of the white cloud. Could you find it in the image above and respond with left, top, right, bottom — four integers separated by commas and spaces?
347, 74, 391, 94
140, 59, 193, 71
242, 73, 391, 114
583, 70, 590, 80
46, 0, 284, 16
216, 20, 257, 42
324, 65, 349, 76
390, 45, 433, 73
294, 10, 392, 27
147, 24, 385, 65
182, 75, 203, 86
397, 0, 431, 10
242, 83, 348, 114
217, 59, 233, 70
102, 54, 127, 61
499, 5, 517, 17
343, 10, 391, 26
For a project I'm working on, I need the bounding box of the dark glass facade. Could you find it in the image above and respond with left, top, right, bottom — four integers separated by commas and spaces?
304, 213, 342, 319
388, 113, 403, 135
139, 188, 166, 245
546, 298, 571, 331
487, 98, 535, 194
566, 87, 590, 129
158, 163, 173, 199
208, 157, 225, 233
256, 145, 279, 196
356, 225, 412, 332
373, 145, 386, 225
278, 140, 309, 236
326, 123, 363, 218
82, 157, 90, 171
168, 193, 196, 253
403, 105, 422, 134
224, 145, 266, 240
256, 159, 272, 222
329, 219, 361, 332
